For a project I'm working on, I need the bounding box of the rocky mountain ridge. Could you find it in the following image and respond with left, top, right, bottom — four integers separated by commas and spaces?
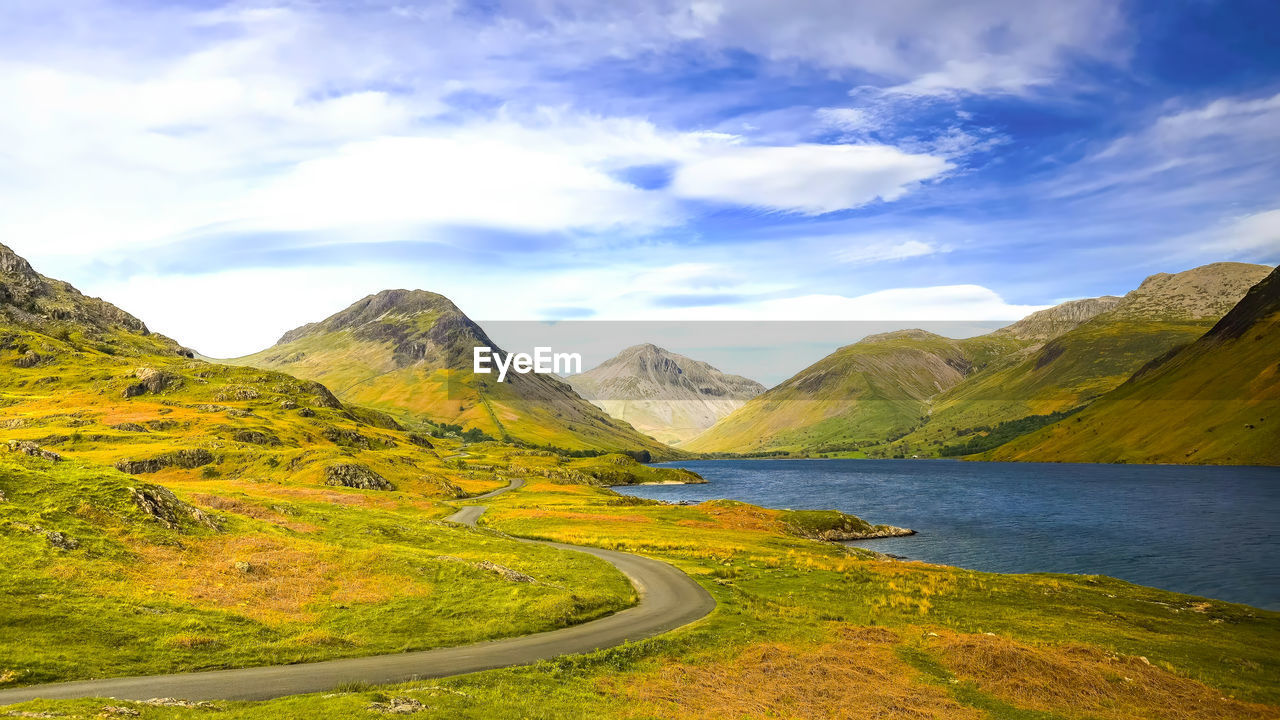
567, 344, 764, 445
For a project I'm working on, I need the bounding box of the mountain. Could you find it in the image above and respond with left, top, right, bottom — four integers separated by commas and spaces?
995, 296, 1123, 340
683, 330, 1025, 454
987, 266, 1280, 465
687, 262, 1272, 457
230, 290, 675, 456
0, 242, 192, 360
565, 344, 765, 445
882, 262, 1273, 458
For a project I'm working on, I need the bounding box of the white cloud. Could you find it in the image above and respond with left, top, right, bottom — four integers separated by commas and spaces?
671, 144, 951, 214
697, 285, 1048, 321
1193, 209, 1280, 255
1051, 93, 1280, 204
815, 107, 872, 132
833, 238, 939, 264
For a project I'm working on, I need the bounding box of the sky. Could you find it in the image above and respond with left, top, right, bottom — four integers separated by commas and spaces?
1, 0, 1278, 365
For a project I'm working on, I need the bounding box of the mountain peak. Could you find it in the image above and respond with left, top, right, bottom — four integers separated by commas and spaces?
568, 345, 764, 445
1108, 262, 1272, 320
859, 329, 945, 344
0, 242, 39, 282
276, 289, 471, 346
998, 296, 1123, 340
1, 242, 191, 356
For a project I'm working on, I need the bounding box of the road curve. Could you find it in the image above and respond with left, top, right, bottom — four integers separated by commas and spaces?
0, 478, 713, 704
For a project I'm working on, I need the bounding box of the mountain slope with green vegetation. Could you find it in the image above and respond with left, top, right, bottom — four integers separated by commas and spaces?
1, 244, 1277, 720
688, 262, 1272, 459
683, 330, 1027, 454
566, 343, 764, 445
0, 242, 699, 686
229, 290, 676, 457
988, 265, 1280, 465
877, 262, 1272, 458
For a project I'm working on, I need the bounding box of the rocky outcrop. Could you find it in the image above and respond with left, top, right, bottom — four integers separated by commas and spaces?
438, 555, 535, 583
6, 440, 62, 462
123, 367, 176, 398
997, 297, 1123, 340
367, 697, 426, 715
45, 530, 79, 550
129, 484, 221, 531
1, 242, 192, 357
114, 448, 214, 474
805, 524, 916, 541
780, 509, 916, 542
324, 463, 394, 490
231, 429, 280, 446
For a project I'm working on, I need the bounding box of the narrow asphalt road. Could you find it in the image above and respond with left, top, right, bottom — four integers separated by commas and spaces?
0, 477, 714, 704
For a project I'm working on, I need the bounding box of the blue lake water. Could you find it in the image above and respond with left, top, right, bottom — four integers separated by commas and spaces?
618, 459, 1280, 610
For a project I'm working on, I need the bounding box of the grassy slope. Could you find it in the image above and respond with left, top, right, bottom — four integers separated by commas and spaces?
988, 268, 1280, 465
0, 319, 697, 685
230, 303, 676, 458
684, 331, 1026, 454
11, 478, 1277, 719
879, 319, 1215, 457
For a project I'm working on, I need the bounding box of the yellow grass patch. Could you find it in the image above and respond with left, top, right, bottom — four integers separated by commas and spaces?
609, 625, 980, 719
124, 535, 430, 623
506, 509, 656, 524
190, 493, 318, 533
931, 631, 1280, 720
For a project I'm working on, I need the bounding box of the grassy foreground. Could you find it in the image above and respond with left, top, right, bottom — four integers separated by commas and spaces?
4, 474, 1277, 719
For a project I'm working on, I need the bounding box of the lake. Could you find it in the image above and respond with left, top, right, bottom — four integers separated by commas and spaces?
618, 459, 1280, 610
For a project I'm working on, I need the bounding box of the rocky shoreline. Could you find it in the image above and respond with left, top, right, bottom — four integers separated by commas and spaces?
797, 524, 917, 541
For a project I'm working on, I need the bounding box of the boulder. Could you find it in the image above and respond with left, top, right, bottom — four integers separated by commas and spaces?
324, 464, 394, 491
134, 367, 172, 393
129, 484, 221, 531
123, 367, 175, 396
45, 530, 78, 550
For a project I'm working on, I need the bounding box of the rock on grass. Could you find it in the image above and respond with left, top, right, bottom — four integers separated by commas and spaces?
324, 463, 395, 491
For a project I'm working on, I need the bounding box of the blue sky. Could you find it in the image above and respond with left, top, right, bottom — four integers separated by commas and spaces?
0, 0, 1277, 359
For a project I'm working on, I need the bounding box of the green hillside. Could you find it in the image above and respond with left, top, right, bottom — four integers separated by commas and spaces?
0, 242, 698, 685
988, 266, 1280, 465
689, 262, 1272, 458
229, 290, 676, 458
683, 330, 1027, 454
877, 262, 1273, 458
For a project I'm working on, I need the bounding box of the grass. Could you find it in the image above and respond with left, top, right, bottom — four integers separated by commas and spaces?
0, 471, 1274, 712
989, 302, 1280, 464
4, 475, 1276, 719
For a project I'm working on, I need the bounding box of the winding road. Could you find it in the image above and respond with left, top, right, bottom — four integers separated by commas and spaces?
0, 478, 714, 704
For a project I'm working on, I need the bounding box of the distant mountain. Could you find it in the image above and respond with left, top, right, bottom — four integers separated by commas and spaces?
885, 262, 1273, 458
988, 265, 1280, 465
230, 290, 674, 456
688, 262, 1272, 458
995, 296, 1122, 340
1, 242, 192, 359
683, 329, 1025, 454
566, 344, 764, 445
